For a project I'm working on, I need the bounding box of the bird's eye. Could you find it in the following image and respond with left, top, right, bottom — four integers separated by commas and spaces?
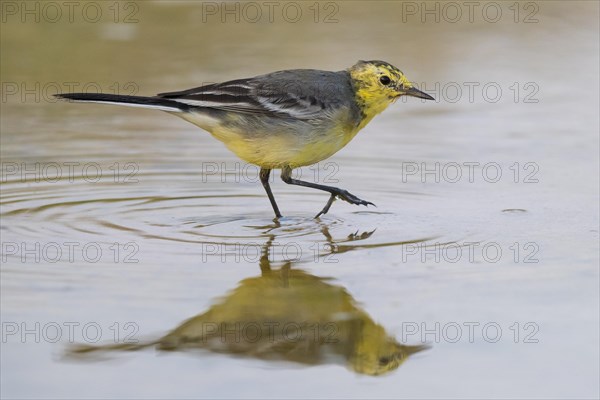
378, 356, 390, 366
379, 76, 392, 85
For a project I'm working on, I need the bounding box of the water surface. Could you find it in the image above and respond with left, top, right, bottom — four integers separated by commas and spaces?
1, 1, 599, 398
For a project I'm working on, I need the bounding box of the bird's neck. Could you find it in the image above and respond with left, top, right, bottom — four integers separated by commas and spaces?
355, 98, 391, 132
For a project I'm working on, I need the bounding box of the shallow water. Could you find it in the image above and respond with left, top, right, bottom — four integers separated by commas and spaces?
1, 1, 599, 398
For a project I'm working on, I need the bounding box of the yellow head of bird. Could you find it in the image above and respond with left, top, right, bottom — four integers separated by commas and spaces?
348, 60, 434, 122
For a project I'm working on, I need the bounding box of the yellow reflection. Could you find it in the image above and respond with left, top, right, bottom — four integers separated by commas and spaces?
69, 227, 427, 376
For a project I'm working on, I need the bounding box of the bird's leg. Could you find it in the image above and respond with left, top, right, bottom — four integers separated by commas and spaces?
260, 168, 282, 218
280, 166, 374, 218
315, 194, 337, 218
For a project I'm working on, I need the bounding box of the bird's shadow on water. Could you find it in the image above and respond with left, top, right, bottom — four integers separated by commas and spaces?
64, 219, 432, 376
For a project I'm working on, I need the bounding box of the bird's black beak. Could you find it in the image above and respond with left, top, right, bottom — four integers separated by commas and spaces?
403, 86, 435, 100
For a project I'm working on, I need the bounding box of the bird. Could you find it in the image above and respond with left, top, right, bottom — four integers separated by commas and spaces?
55, 60, 434, 218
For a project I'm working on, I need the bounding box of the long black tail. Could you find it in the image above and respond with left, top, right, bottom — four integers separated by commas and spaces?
54, 93, 191, 112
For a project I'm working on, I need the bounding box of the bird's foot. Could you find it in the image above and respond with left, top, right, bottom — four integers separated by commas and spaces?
314, 191, 375, 218
336, 189, 375, 207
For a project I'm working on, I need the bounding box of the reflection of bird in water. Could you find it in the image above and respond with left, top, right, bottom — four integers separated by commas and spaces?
69, 228, 427, 375
158, 265, 425, 375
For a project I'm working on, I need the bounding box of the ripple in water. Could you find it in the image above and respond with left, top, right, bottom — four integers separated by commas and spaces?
1, 171, 452, 265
